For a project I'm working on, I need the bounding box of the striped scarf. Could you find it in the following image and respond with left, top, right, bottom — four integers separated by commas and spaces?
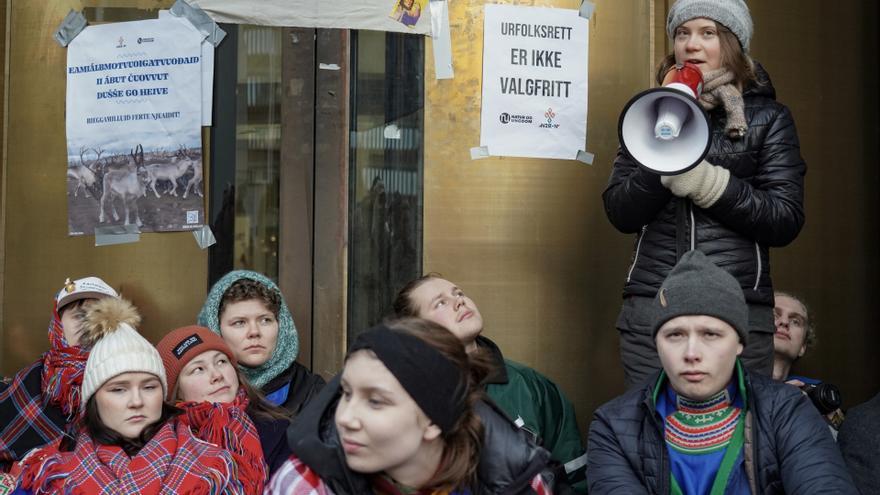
665, 388, 741, 454
19, 418, 242, 494
41, 303, 89, 420
177, 388, 268, 494
699, 68, 747, 139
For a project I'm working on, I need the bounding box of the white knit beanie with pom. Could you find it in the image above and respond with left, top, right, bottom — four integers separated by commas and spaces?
79, 297, 167, 409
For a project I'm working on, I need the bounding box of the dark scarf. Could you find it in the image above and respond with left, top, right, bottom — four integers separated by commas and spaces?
699, 68, 747, 139
177, 387, 267, 495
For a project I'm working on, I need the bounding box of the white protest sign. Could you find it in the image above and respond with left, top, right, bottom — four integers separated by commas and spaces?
66, 17, 205, 236
159, 10, 213, 125
480, 4, 588, 160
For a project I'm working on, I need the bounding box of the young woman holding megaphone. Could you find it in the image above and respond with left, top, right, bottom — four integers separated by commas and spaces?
603, 0, 806, 388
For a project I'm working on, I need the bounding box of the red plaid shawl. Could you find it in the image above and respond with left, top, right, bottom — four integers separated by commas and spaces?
177, 389, 268, 495
19, 417, 243, 494
0, 305, 86, 469
41, 303, 89, 418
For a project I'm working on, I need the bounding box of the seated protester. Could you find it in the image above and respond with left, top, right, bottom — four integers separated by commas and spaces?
15, 297, 243, 494
0, 277, 117, 471
267, 318, 556, 495
772, 291, 844, 431
157, 325, 292, 484
837, 390, 880, 494
586, 251, 858, 494
198, 271, 324, 414
392, 275, 586, 490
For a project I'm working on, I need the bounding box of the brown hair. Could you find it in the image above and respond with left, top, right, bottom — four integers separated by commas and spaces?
391, 273, 443, 318
656, 20, 758, 90
83, 396, 182, 456
363, 317, 494, 492
172, 363, 290, 422
58, 298, 88, 318
218, 278, 282, 320
238, 370, 291, 421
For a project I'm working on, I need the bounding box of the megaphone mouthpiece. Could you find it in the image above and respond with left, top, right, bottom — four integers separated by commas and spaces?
654, 98, 690, 140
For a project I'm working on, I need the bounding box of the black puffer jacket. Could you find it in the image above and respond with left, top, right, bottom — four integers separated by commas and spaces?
603, 64, 805, 306
586, 369, 857, 494
286, 375, 557, 494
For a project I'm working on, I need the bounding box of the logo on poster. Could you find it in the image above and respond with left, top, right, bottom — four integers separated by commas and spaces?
499, 112, 533, 124
116, 37, 126, 48
539, 108, 560, 129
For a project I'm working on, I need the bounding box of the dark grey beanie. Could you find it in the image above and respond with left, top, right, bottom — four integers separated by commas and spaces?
652, 250, 749, 342
667, 0, 753, 51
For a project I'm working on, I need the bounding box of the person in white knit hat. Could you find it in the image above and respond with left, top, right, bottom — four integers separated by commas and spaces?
15, 297, 245, 494
604, 0, 807, 387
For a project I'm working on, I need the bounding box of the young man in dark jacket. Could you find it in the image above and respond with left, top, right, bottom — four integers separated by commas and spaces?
587, 251, 857, 494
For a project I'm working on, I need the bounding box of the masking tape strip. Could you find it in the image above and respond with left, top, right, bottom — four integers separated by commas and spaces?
192, 225, 217, 249
319, 63, 341, 70
94, 224, 141, 247
429, 0, 454, 79
54, 10, 87, 47
564, 452, 589, 474
170, 0, 227, 46
576, 150, 595, 165
470, 146, 490, 160
579, 1, 596, 19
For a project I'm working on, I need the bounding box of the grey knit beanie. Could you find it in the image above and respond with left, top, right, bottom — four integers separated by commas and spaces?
667, 0, 753, 51
652, 250, 749, 342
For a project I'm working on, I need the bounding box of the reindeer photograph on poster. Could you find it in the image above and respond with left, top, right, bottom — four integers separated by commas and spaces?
65, 16, 205, 236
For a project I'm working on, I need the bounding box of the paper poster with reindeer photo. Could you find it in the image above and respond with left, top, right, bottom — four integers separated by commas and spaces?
65, 16, 205, 236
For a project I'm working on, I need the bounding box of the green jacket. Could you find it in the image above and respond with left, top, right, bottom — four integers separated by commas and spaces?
479, 336, 586, 492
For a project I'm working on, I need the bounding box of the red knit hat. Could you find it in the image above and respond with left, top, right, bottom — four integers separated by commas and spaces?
156, 325, 237, 401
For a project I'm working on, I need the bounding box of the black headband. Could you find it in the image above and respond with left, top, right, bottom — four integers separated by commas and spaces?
348, 324, 467, 432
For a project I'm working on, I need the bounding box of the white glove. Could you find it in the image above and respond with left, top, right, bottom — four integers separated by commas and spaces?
660, 160, 730, 208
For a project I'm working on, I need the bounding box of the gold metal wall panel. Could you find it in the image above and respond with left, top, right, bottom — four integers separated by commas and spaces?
424, 0, 657, 425
1, 0, 206, 374
748, 1, 880, 404
425, 0, 879, 427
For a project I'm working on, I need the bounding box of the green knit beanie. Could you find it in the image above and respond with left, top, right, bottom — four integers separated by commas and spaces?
197, 270, 299, 389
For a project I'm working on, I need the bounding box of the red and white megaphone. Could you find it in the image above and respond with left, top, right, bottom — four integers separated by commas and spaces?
618, 63, 711, 175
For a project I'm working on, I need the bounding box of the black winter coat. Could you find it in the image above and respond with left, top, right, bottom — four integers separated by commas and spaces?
603, 64, 805, 306
586, 370, 858, 494
254, 416, 292, 475
285, 375, 558, 494
263, 361, 325, 417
